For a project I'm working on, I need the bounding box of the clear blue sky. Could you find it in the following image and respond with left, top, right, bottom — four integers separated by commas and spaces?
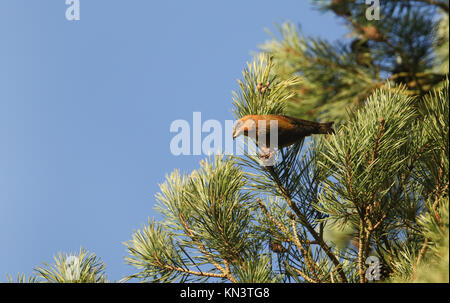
0, 0, 346, 281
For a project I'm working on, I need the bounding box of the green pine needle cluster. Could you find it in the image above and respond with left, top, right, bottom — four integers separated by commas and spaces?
7, 248, 108, 283
123, 156, 278, 283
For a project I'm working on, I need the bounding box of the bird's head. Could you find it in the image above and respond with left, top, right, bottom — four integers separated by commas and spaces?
232, 116, 257, 139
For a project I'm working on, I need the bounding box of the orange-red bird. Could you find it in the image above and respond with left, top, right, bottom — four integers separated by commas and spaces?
232, 114, 334, 148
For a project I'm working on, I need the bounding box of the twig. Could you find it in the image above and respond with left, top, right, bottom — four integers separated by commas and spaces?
398, 0, 449, 12
416, 238, 429, 267
358, 219, 366, 283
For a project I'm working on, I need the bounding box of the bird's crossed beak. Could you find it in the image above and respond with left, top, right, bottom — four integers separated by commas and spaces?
232, 120, 244, 140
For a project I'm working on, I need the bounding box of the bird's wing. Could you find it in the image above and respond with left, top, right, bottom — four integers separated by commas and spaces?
281, 115, 318, 128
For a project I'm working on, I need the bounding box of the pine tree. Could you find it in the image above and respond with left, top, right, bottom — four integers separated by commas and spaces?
7, 0, 448, 283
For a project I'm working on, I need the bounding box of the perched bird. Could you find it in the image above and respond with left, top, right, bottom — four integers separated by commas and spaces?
232, 114, 334, 149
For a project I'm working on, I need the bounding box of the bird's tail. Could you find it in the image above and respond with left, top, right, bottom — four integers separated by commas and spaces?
318, 121, 335, 135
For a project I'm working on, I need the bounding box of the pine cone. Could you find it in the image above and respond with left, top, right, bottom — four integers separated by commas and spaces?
351, 39, 373, 67
270, 239, 288, 254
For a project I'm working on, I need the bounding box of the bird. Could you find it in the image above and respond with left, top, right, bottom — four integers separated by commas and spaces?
232, 114, 335, 150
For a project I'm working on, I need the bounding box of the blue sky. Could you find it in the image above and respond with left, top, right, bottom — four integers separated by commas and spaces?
0, 0, 346, 281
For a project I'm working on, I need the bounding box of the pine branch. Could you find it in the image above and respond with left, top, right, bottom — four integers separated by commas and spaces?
153, 253, 228, 280
398, 0, 449, 12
